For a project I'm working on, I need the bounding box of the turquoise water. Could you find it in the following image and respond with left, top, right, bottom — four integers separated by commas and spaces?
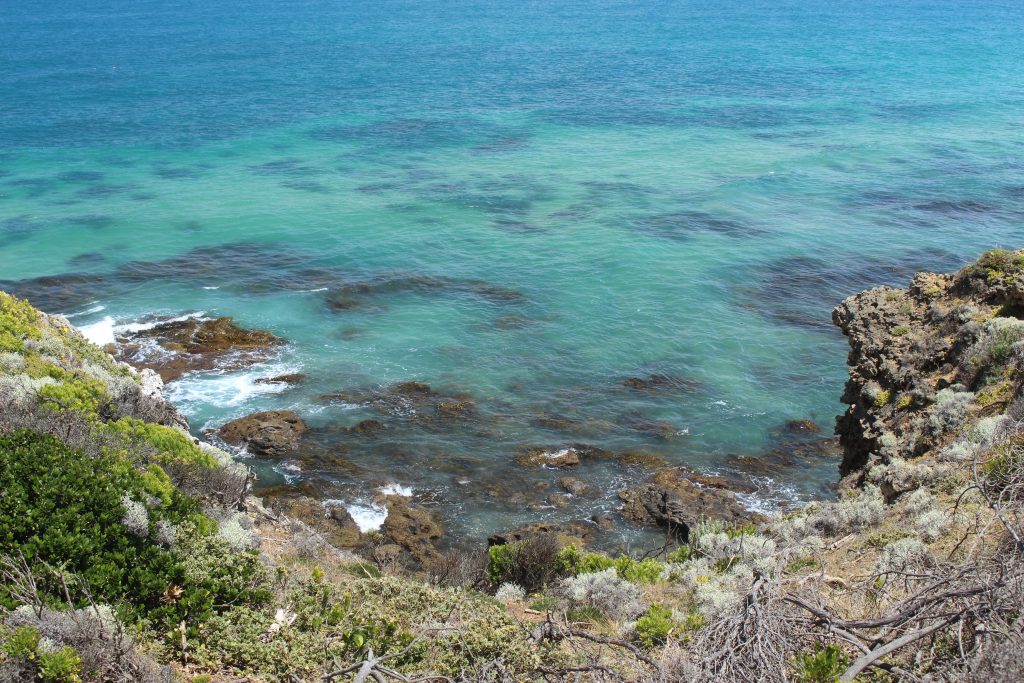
3, 0, 1024, 543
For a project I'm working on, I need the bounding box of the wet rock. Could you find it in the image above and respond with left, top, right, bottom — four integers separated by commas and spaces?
559, 476, 590, 496
218, 410, 307, 458
255, 373, 307, 385
381, 495, 443, 564
619, 467, 763, 540
617, 451, 668, 469
619, 414, 685, 440
260, 491, 361, 548
116, 316, 285, 382
530, 413, 582, 431
488, 520, 595, 548
782, 419, 820, 435
435, 399, 476, 418
547, 493, 571, 508
591, 514, 614, 530
514, 444, 607, 468
349, 419, 385, 435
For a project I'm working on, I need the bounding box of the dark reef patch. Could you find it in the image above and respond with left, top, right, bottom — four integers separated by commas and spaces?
629, 210, 764, 241
65, 215, 115, 229
152, 165, 201, 180
0, 215, 46, 246
75, 183, 139, 198
248, 159, 322, 177
68, 252, 107, 268
58, 171, 105, 183
0, 272, 110, 312
324, 273, 526, 312
280, 179, 332, 194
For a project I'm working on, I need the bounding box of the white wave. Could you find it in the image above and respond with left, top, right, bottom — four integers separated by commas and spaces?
202, 286, 220, 290
166, 363, 297, 408
380, 482, 413, 497
65, 304, 105, 319
324, 499, 388, 532
78, 316, 116, 346
274, 461, 302, 484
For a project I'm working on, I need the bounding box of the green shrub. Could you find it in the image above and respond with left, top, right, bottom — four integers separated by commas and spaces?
100, 418, 217, 469
891, 325, 909, 337
555, 546, 664, 584
635, 604, 673, 648
0, 430, 262, 639
486, 536, 561, 591
791, 643, 849, 683
37, 376, 108, 415
0, 292, 41, 353
666, 544, 692, 563
2, 625, 42, 660
38, 646, 83, 683
874, 389, 892, 408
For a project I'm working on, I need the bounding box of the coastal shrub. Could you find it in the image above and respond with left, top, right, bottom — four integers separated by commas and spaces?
99, 417, 217, 469
930, 389, 974, 436
876, 537, 932, 574
691, 521, 777, 574
37, 377, 108, 415
0, 292, 41, 353
0, 430, 266, 641
634, 604, 674, 648
558, 568, 648, 620
555, 545, 664, 584
494, 582, 525, 603
487, 536, 561, 591
790, 643, 848, 683
874, 389, 892, 408
836, 485, 885, 530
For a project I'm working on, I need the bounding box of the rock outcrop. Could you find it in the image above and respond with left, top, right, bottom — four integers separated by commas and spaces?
116, 315, 285, 382
218, 410, 307, 458
618, 466, 762, 541
834, 249, 1024, 489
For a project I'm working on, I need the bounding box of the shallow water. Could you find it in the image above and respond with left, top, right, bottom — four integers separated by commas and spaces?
3, 0, 1024, 544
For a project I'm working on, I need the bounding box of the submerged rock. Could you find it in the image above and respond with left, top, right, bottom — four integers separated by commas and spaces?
559, 476, 591, 496
348, 419, 385, 435
621, 373, 702, 393
515, 444, 608, 468
255, 373, 307, 385
116, 316, 285, 382
218, 410, 307, 458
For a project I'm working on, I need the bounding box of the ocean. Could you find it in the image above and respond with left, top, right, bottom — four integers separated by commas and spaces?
2, 0, 1023, 544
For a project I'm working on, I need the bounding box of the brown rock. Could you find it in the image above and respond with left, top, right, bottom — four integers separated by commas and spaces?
255, 373, 307, 385
435, 399, 476, 418
515, 446, 580, 468
218, 410, 306, 458
349, 419, 385, 435
783, 419, 820, 435
619, 467, 764, 541
488, 520, 594, 548
559, 476, 591, 496
115, 316, 285, 382
381, 495, 443, 564
547, 493, 571, 508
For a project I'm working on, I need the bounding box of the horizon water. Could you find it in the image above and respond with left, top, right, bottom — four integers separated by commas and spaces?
3, 0, 1024, 546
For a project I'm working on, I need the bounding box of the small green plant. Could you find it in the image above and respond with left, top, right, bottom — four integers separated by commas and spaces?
555, 545, 664, 584
891, 325, 909, 337
790, 643, 849, 683
896, 393, 913, 410
666, 544, 691, 563
100, 417, 218, 469
38, 646, 83, 683
874, 389, 892, 408
635, 604, 673, 647
2, 624, 42, 660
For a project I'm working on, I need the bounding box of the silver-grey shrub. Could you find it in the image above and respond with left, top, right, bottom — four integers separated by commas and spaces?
558, 568, 648, 620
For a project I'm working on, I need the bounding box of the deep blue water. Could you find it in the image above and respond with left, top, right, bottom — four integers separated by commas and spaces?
2, 0, 1023, 543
